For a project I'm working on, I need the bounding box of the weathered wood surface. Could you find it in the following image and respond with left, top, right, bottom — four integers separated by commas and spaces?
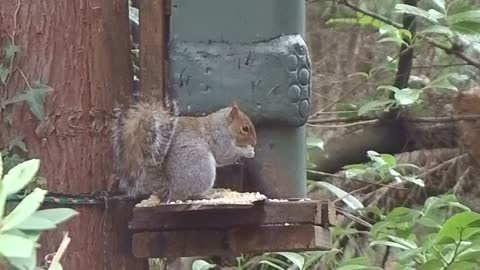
130, 200, 335, 230
0, 1, 147, 269
132, 225, 332, 258
140, 0, 169, 102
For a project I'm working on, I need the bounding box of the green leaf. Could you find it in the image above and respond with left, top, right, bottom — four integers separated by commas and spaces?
450, 21, 480, 35
378, 36, 405, 46
7, 136, 27, 152
5, 44, 20, 61
380, 154, 397, 166
456, 246, 480, 262
417, 216, 442, 228
0, 233, 35, 258
326, 12, 385, 29
447, 10, 480, 25
276, 252, 304, 269
6, 254, 37, 270
258, 260, 285, 270
437, 211, 480, 244
394, 4, 440, 23
447, 261, 478, 270
307, 136, 324, 150
370, 240, 412, 250
0, 64, 9, 84
337, 265, 383, 270
0, 151, 3, 179
192, 260, 217, 270
0, 181, 6, 220
0, 188, 47, 232
314, 181, 364, 211
357, 99, 395, 116
419, 259, 445, 270
17, 83, 53, 122
432, 0, 446, 13
424, 73, 458, 91
394, 88, 421, 105
421, 25, 453, 36
32, 208, 78, 226
345, 168, 367, 179
377, 85, 400, 93
387, 235, 417, 249
15, 215, 57, 230
50, 262, 63, 270
403, 176, 425, 187
2, 159, 40, 196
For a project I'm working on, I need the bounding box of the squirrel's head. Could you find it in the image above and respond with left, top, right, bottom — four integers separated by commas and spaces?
228, 102, 257, 147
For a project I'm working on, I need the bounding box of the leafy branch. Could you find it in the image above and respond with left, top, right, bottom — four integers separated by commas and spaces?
337, 0, 480, 69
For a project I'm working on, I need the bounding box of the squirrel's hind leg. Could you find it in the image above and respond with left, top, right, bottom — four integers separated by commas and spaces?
166, 146, 216, 201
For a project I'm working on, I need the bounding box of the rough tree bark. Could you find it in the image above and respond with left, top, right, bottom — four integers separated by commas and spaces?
1, 1, 146, 269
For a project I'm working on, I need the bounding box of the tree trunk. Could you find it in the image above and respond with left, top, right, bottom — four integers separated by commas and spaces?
1, 0, 145, 269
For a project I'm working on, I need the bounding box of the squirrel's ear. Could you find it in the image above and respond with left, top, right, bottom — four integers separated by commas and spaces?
229, 103, 239, 120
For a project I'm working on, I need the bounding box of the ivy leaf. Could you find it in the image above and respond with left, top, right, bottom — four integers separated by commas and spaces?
16, 82, 53, 122
394, 88, 421, 105
7, 135, 27, 152
0, 64, 10, 84
5, 44, 20, 61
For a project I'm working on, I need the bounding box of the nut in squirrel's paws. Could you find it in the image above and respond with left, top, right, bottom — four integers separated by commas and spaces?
244, 146, 255, 158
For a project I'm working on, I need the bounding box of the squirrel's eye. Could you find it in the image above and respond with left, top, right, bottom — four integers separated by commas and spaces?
241, 125, 249, 132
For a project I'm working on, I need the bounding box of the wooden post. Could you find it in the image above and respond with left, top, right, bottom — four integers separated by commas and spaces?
140, 0, 169, 102
0, 1, 147, 269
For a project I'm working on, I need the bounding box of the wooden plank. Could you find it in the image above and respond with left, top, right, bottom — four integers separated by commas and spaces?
132, 225, 332, 258
130, 200, 334, 230
140, 0, 167, 101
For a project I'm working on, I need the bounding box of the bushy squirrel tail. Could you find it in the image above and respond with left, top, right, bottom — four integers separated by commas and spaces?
113, 101, 177, 177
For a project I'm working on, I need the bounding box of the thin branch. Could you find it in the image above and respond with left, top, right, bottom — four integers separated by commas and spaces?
308, 114, 480, 125
412, 63, 471, 69
307, 170, 407, 190
420, 36, 480, 70
333, 185, 372, 204
339, 0, 402, 28
338, 0, 480, 70
335, 207, 373, 228
307, 119, 379, 128
416, 153, 468, 178
48, 232, 71, 270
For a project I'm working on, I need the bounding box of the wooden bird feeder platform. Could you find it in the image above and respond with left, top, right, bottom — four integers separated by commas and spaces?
129, 199, 336, 258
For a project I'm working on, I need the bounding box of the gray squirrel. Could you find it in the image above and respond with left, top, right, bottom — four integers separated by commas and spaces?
112, 101, 257, 202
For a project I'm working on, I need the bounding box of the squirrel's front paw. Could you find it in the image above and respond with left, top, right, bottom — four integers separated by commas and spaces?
243, 146, 255, 158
